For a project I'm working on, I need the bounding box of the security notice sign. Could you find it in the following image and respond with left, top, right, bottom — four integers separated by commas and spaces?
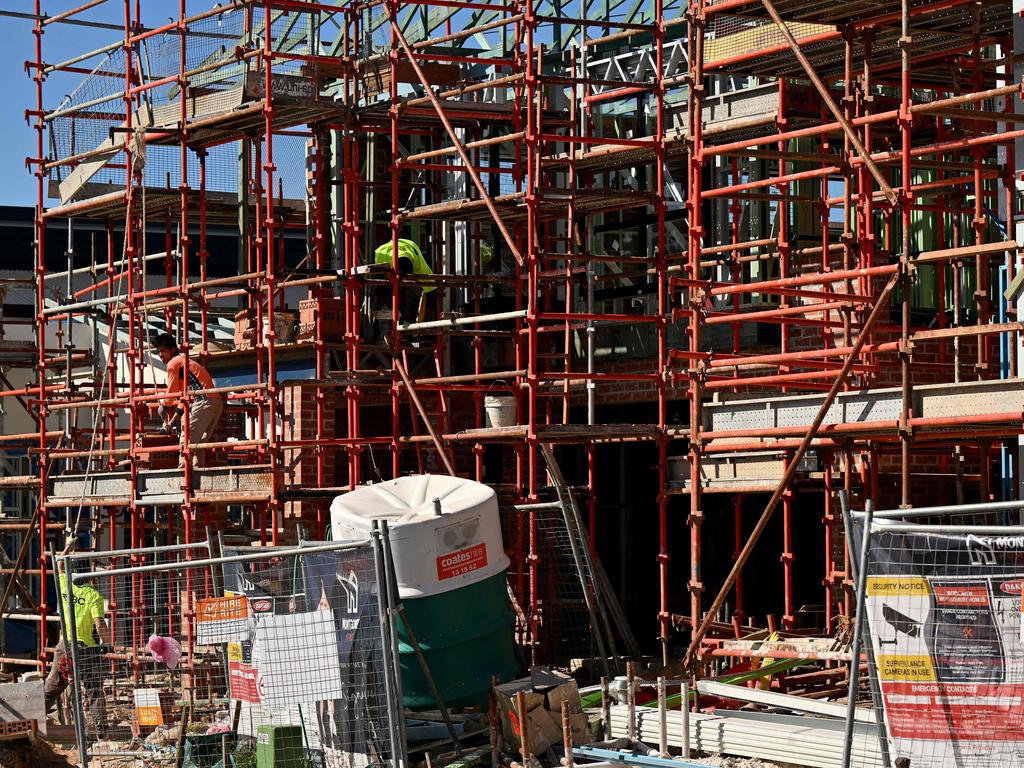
863, 527, 1024, 767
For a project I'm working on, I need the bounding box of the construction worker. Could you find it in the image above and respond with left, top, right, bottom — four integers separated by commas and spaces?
373, 237, 434, 325
151, 333, 223, 468
44, 543, 110, 737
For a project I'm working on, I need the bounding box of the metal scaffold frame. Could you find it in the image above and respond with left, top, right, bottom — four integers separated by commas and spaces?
2, 0, 1022, 687
677, 0, 1023, 668
18, 0, 359, 675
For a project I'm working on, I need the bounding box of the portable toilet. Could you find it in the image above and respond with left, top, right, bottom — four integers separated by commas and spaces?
331, 474, 519, 709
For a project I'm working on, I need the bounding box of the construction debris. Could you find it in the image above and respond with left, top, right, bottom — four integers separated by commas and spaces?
606, 707, 884, 768
495, 670, 592, 755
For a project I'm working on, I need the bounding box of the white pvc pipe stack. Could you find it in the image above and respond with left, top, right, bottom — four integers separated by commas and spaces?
606, 705, 885, 768
696, 679, 878, 724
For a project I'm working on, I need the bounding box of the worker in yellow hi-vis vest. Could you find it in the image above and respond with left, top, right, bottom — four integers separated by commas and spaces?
373, 237, 434, 325
45, 542, 110, 737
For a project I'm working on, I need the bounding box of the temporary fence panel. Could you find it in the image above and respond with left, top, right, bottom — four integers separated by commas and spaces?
220, 543, 397, 768
56, 540, 217, 765
503, 504, 602, 666
856, 514, 1024, 768
60, 538, 401, 768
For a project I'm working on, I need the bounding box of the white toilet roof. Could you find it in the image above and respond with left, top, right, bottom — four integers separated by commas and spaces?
330, 474, 496, 528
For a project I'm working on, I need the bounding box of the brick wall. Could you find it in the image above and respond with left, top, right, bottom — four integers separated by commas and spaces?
279, 384, 341, 527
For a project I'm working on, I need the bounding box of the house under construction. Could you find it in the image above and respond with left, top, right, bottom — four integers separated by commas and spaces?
2, 0, 1024, 764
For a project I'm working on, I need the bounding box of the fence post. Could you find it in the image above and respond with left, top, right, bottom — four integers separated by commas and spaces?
561, 699, 573, 767
205, 527, 219, 594
174, 705, 191, 768
516, 690, 531, 765
489, 676, 501, 768
60, 552, 91, 768
380, 521, 461, 754
373, 521, 408, 768
680, 681, 690, 759
626, 661, 636, 741
840, 493, 893, 768
842, 499, 875, 768
600, 676, 610, 738
656, 677, 667, 757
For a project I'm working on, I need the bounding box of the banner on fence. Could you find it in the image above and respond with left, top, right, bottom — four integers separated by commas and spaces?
222, 545, 393, 768
864, 527, 1024, 767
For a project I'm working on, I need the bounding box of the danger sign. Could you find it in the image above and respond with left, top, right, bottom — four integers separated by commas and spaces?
437, 543, 487, 580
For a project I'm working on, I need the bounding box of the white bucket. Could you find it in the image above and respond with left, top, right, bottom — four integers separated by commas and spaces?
484, 395, 517, 428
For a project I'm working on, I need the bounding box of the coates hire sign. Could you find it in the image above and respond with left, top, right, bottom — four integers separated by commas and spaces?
436, 542, 488, 581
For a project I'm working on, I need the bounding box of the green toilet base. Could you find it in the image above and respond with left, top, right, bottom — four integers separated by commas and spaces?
398, 571, 519, 710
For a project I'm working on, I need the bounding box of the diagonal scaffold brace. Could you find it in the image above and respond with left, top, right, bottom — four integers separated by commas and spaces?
682, 269, 903, 670
759, 0, 899, 208
393, 358, 458, 476
384, 3, 525, 266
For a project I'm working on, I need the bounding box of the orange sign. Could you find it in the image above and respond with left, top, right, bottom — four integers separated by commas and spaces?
436, 543, 488, 580
136, 706, 164, 727
197, 595, 249, 623
134, 688, 164, 726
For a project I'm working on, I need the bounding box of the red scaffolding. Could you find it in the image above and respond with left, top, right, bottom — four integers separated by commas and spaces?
5, 0, 1023, 684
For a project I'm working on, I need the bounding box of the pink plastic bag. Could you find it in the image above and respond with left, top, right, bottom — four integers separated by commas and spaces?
148, 634, 182, 670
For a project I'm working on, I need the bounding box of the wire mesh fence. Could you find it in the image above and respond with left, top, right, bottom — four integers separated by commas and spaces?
502, 505, 594, 664
58, 537, 401, 768
502, 498, 633, 674
532, 505, 604, 664
850, 502, 1024, 768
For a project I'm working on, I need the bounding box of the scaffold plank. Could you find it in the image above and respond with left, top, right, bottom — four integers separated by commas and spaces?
49, 465, 275, 507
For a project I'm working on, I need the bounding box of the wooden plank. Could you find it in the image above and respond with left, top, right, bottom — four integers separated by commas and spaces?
911, 321, 1022, 342
57, 102, 152, 203
915, 240, 1019, 264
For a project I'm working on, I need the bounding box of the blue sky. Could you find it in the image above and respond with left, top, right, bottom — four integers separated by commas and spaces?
0, 2, 163, 207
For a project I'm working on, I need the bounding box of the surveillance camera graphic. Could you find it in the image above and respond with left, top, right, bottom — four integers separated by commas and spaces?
880, 604, 922, 646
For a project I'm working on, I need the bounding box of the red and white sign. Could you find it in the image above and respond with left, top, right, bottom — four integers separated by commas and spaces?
251, 598, 273, 614
998, 580, 1023, 596
228, 660, 261, 703
883, 682, 1024, 740
932, 583, 989, 607
436, 543, 488, 580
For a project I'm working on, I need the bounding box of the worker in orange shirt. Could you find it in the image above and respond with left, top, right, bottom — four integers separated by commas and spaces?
151, 333, 223, 468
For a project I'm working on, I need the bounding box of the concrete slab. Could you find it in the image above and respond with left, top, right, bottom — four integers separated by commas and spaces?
0, 681, 46, 736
